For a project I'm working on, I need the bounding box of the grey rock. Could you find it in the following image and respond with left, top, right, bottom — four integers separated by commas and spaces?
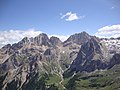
70, 37, 108, 72
63, 31, 91, 46
50, 36, 62, 46
0, 32, 120, 89
33, 33, 51, 46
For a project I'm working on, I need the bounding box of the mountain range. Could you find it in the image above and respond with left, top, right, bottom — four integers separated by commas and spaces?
0, 31, 120, 90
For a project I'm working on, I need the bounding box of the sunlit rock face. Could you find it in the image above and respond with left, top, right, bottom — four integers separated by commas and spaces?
0, 32, 120, 90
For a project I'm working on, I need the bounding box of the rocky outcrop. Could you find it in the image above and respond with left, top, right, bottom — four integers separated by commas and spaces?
108, 53, 120, 69
63, 31, 91, 46
31, 33, 51, 46
70, 37, 109, 72
50, 36, 62, 46
0, 31, 120, 90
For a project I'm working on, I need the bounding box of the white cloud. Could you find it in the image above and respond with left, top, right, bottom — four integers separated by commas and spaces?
0, 29, 70, 48
111, 6, 115, 9
95, 25, 120, 38
0, 29, 42, 48
61, 12, 84, 21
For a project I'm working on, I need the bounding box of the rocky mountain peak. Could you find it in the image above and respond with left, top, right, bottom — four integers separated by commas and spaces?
0, 32, 120, 89
21, 37, 30, 44
63, 31, 91, 46
38, 33, 48, 37
80, 31, 89, 35
80, 37, 101, 55
10, 37, 31, 51
1, 44, 11, 50
70, 37, 108, 72
33, 33, 51, 46
50, 36, 62, 46
0, 44, 12, 54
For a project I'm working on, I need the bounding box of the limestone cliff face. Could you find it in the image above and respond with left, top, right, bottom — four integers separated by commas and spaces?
0, 32, 77, 90
63, 31, 91, 46
0, 32, 120, 90
50, 36, 62, 47
70, 37, 111, 72
32, 33, 51, 46
108, 54, 120, 69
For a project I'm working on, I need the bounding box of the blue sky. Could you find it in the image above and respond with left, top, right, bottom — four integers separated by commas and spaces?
0, 0, 120, 47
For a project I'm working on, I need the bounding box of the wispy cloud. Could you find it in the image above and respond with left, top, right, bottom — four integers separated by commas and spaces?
95, 24, 120, 38
61, 12, 85, 21
0, 29, 69, 48
0, 29, 42, 47
111, 6, 115, 10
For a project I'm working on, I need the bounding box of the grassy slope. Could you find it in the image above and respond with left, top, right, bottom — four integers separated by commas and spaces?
63, 65, 120, 90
